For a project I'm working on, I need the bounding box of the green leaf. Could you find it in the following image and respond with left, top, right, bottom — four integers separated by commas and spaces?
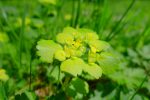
56, 32, 74, 45
109, 68, 146, 89
77, 28, 99, 42
60, 57, 87, 76
60, 53, 102, 79
83, 63, 102, 79
63, 27, 78, 34
88, 51, 97, 63
97, 52, 119, 75
36, 39, 62, 63
89, 40, 110, 53
48, 66, 65, 83
138, 44, 150, 59
15, 91, 36, 100
120, 91, 149, 100
56, 27, 77, 45
54, 50, 66, 61
66, 78, 89, 99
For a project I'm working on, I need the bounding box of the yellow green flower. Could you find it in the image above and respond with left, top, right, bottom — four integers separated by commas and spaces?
36, 27, 117, 80
0, 69, 9, 82
0, 32, 9, 43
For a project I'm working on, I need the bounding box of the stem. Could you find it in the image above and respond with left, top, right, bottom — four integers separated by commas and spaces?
70, 0, 75, 27
106, 0, 136, 41
74, 0, 81, 28
136, 24, 149, 48
29, 56, 32, 91
129, 75, 148, 100
1, 9, 18, 40
19, 3, 26, 77
115, 86, 121, 100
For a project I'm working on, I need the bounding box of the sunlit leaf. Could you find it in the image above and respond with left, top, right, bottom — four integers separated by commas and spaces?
83, 63, 102, 79
63, 27, 78, 35
89, 40, 110, 53
36, 40, 62, 63
56, 32, 74, 45
88, 51, 97, 63
54, 50, 66, 61
97, 52, 119, 75
60, 57, 87, 76
77, 28, 99, 41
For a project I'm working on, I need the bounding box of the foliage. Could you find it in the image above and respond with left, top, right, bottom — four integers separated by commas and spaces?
36, 27, 117, 98
0, 0, 150, 99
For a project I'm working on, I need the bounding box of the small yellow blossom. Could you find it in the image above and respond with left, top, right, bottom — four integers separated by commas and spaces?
0, 32, 9, 42
0, 69, 9, 82
90, 46, 97, 53
64, 14, 72, 20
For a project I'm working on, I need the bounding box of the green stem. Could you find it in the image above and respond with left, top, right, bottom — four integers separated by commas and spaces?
70, 0, 75, 27
106, 0, 136, 41
129, 75, 148, 100
74, 0, 81, 28
1, 9, 19, 40
19, 1, 26, 77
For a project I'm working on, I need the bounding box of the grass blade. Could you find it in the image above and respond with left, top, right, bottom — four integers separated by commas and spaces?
106, 0, 136, 41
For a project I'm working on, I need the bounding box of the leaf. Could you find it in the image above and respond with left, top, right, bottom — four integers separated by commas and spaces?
15, 91, 36, 100
36, 40, 62, 63
63, 27, 78, 34
89, 40, 110, 53
109, 68, 146, 89
120, 91, 149, 100
88, 51, 97, 63
83, 63, 102, 79
66, 78, 89, 99
138, 44, 150, 59
77, 28, 99, 41
60, 57, 87, 76
56, 27, 77, 45
56, 32, 74, 45
97, 52, 119, 75
54, 50, 66, 61
48, 66, 65, 83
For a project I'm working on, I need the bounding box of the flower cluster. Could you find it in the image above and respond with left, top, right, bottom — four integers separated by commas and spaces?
37, 27, 111, 79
